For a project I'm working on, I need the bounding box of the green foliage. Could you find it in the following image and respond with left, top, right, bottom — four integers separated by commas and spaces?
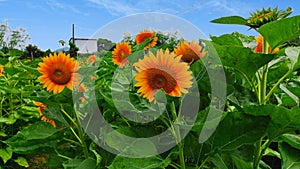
0, 7, 299, 169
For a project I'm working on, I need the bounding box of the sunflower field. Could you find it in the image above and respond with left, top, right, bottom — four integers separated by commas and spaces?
1, 7, 300, 169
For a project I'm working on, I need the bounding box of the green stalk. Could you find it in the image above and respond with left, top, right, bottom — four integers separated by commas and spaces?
253, 36, 270, 169
61, 108, 89, 159
265, 70, 292, 102
170, 101, 185, 169
75, 114, 89, 159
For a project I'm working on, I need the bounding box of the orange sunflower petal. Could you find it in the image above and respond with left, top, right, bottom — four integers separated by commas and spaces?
254, 34, 279, 53
0, 65, 4, 77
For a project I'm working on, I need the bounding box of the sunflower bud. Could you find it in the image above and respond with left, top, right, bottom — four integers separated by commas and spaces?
247, 7, 292, 28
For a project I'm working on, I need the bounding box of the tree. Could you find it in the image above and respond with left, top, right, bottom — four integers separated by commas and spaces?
0, 20, 30, 50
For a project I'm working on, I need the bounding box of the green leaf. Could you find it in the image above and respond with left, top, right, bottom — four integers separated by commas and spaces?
285, 46, 300, 71
258, 16, 300, 50
0, 116, 16, 124
264, 147, 281, 159
231, 155, 252, 169
104, 128, 158, 157
279, 142, 300, 169
207, 111, 269, 152
231, 145, 255, 169
0, 147, 13, 164
46, 154, 64, 168
213, 44, 275, 78
108, 155, 167, 169
14, 157, 29, 168
281, 134, 300, 150
75, 158, 96, 169
4, 121, 59, 154
210, 153, 229, 169
280, 84, 299, 107
267, 57, 290, 84
211, 16, 248, 26
62, 159, 84, 169
210, 34, 243, 46
0, 131, 7, 137
243, 105, 300, 139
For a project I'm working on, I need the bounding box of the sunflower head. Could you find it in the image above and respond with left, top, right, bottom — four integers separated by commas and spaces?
0, 65, 3, 77
174, 40, 206, 64
247, 7, 292, 28
134, 49, 193, 103
38, 52, 80, 94
112, 42, 132, 68
135, 30, 158, 49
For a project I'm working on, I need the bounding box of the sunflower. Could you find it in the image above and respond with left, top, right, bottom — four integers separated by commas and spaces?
135, 30, 158, 49
38, 52, 80, 94
112, 42, 132, 68
87, 55, 96, 65
174, 40, 206, 64
0, 65, 3, 77
254, 34, 279, 54
33, 101, 56, 128
134, 49, 193, 103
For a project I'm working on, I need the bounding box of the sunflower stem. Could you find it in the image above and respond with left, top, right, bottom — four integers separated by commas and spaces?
170, 101, 186, 169
253, 35, 270, 169
74, 111, 89, 159
61, 108, 89, 159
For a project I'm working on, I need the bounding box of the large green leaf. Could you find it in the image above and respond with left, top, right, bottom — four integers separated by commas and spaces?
279, 142, 300, 169
231, 145, 255, 169
210, 34, 243, 46
62, 159, 84, 169
75, 158, 97, 169
103, 127, 158, 157
285, 46, 300, 71
4, 122, 60, 154
108, 155, 167, 169
210, 153, 229, 169
211, 16, 248, 26
281, 134, 300, 150
243, 105, 300, 139
258, 16, 300, 51
213, 44, 275, 78
207, 111, 269, 152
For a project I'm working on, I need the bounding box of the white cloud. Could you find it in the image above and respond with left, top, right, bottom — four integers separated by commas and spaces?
46, 0, 89, 16
87, 0, 251, 17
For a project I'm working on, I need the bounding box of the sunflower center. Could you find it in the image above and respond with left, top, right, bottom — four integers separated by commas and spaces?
147, 68, 177, 93
182, 48, 198, 63
120, 51, 125, 58
49, 63, 72, 85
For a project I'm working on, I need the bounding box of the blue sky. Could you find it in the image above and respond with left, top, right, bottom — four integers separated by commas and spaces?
0, 0, 299, 50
